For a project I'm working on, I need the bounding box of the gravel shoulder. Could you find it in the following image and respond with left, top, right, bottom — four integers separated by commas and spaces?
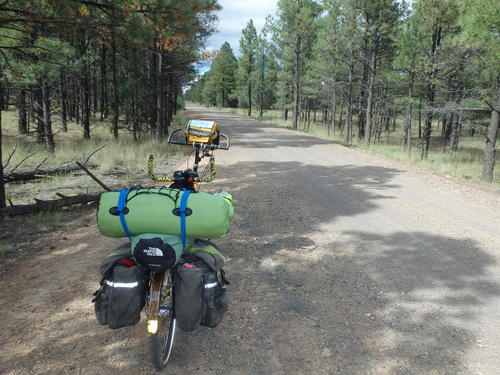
1, 104, 499, 375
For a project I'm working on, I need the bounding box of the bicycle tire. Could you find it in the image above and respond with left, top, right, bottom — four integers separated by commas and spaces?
151, 315, 176, 371
150, 272, 176, 371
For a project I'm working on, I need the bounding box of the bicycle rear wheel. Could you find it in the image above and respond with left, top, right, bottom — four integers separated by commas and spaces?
150, 271, 176, 371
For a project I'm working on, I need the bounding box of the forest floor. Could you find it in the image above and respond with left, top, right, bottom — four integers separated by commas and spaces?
1, 109, 188, 206
1, 103, 500, 374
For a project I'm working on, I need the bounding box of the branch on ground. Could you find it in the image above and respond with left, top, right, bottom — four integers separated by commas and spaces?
0, 192, 101, 216
4, 162, 97, 183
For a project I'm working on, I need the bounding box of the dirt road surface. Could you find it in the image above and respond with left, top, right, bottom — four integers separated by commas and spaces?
1, 104, 500, 375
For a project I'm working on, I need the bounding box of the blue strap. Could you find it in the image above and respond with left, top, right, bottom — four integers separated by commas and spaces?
179, 189, 192, 250
117, 189, 132, 239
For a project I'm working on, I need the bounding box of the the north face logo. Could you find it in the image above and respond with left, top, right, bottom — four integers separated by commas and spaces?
144, 247, 163, 256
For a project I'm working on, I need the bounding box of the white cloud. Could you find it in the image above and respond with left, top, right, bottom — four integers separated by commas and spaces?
205, 0, 278, 54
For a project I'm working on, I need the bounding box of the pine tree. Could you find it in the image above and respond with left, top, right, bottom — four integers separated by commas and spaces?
238, 20, 258, 116
457, 0, 500, 182
205, 42, 238, 107
273, 0, 322, 129
252, 31, 278, 117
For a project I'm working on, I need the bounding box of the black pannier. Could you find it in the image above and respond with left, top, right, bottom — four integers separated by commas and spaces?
174, 242, 229, 332
93, 245, 147, 329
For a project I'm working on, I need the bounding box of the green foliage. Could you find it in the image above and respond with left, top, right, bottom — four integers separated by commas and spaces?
186, 0, 498, 183
203, 42, 238, 107
237, 20, 258, 109
252, 31, 278, 114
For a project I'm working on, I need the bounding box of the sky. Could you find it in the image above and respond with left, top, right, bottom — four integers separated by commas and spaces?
199, 0, 278, 73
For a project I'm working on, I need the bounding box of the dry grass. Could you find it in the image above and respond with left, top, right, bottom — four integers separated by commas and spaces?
219, 107, 499, 190
2, 109, 189, 205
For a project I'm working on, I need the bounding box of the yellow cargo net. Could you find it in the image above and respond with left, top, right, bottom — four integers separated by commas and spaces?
147, 155, 174, 182
198, 156, 217, 182
147, 154, 216, 183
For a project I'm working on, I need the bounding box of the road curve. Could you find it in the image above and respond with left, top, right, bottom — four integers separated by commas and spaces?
1, 104, 499, 375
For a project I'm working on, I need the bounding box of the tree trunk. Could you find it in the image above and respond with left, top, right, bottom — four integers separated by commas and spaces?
339, 92, 344, 136
156, 48, 166, 141
59, 70, 67, 132
34, 86, 44, 143
365, 51, 376, 146
81, 67, 90, 139
100, 44, 108, 120
74, 80, 80, 125
92, 63, 98, 117
292, 35, 301, 129
423, 82, 435, 158
346, 61, 354, 145
330, 89, 337, 136
422, 25, 442, 158
248, 81, 252, 116
0, 72, 6, 208
403, 75, 414, 154
41, 81, 55, 152
132, 92, 138, 141
259, 80, 264, 118
481, 83, 500, 182
149, 45, 158, 136
17, 88, 28, 134
111, 27, 119, 138
448, 111, 461, 151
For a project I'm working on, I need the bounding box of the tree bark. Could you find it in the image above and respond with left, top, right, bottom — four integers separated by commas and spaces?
0, 192, 101, 216
330, 89, 337, 136
92, 63, 98, 117
4, 163, 96, 183
346, 60, 354, 145
149, 45, 158, 136
339, 92, 344, 136
34, 86, 44, 143
81, 68, 90, 139
403, 75, 414, 154
111, 27, 119, 138
365, 50, 376, 146
248, 80, 252, 116
156, 48, 166, 141
481, 83, 500, 182
292, 35, 301, 129
422, 25, 442, 158
17, 88, 28, 134
41, 80, 55, 152
0, 72, 6, 208
100, 44, 108, 120
59, 69, 67, 132
448, 111, 461, 151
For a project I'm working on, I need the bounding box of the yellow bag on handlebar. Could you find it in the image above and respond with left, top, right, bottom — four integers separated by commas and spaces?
186, 120, 219, 144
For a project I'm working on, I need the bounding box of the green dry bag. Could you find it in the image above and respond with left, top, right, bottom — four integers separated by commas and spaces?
97, 188, 233, 239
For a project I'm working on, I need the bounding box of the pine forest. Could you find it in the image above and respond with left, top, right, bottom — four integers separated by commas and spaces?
187, 0, 500, 186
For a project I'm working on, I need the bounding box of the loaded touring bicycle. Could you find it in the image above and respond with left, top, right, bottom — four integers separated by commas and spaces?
92, 120, 232, 371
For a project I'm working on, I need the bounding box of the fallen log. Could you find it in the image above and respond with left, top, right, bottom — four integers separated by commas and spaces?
0, 192, 101, 216
4, 163, 96, 183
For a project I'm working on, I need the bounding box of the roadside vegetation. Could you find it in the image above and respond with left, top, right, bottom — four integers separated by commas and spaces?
187, 0, 500, 187
2, 108, 188, 206
219, 106, 499, 190
0, 1, 221, 211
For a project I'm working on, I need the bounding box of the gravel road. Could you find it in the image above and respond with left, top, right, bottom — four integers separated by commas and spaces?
1, 104, 500, 375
